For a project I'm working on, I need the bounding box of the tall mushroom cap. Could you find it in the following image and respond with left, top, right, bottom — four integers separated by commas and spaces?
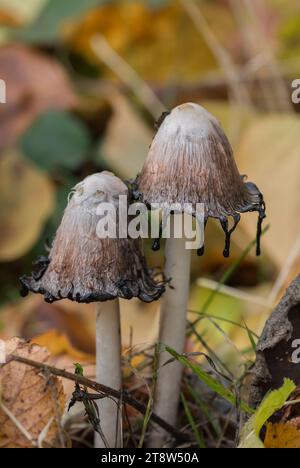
137, 103, 266, 257
20, 172, 165, 304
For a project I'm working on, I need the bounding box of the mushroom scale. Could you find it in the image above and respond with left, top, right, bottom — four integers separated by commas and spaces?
137, 103, 266, 258
20, 172, 165, 304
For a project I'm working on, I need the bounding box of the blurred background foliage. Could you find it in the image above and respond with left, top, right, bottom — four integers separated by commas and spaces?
0, 0, 300, 393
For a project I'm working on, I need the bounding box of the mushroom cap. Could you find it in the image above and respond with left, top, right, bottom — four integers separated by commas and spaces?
137, 103, 266, 257
20, 172, 165, 304
138, 103, 262, 219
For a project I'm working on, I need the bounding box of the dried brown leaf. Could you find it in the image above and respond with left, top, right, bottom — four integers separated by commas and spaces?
0, 44, 77, 152
0, 338, 65, 448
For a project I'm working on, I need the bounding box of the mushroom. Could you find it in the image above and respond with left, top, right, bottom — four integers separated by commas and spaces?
20, 171, 165, 448
137, 102, 266, 447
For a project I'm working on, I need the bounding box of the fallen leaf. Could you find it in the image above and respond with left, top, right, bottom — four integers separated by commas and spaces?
0, 8, 21, 27
120, 298, 160, 348
14, 0, 103, 43
0, 296, 37, 341
32, 330, 94, 362
0, 44, 77, 152
239, 379, 296, 449
64, 2, 219, 82
21, 110, 91, 171
0, 337, 65, 448
0, 151, 55, 261
99, 91, 152, 179
264, 422, 300, 449
236, 115, 300, 269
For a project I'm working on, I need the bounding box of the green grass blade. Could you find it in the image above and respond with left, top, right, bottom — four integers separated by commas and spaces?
190, 225, 269, 329
166, 346, 253, 414
243, 319, 257, 353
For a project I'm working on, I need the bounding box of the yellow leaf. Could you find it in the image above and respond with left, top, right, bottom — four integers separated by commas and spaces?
264, 422, 300, 449
0, 151, 55, 261
32, 330, 94, 362
99, 92, 152, 178
239, 379, 296, 449
236, 115, 300, 269
63, 2, 220, 82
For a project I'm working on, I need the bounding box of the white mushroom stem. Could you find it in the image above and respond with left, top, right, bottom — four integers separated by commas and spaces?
95, 299, 122, 448
149, 219, 191, 448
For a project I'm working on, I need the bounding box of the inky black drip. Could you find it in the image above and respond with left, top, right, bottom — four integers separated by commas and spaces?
256, 203, 267, 257
152, 238, 161, 251
220, 215, 241, 258
243, 181, 267, 257
220, 219, 231, 258
20, 281, 29, 298
197, 246, 205, 257
152, 222, 163, 252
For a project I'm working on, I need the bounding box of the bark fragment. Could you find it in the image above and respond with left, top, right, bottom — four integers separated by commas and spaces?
250, 275, 300, 407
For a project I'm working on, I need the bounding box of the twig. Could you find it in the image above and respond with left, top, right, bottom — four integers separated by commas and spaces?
229, 0, 292, 112
43, 370, 65, 448
37, 418, 54, 449
180, 0, 252, 109
197, 278, 273, 308
90, 35, 166, 119
188, 322, 233, 379
8, 354, 186, 442
0, 402, 37, 447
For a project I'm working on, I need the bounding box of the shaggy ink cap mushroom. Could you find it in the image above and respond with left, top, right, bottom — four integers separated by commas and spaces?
137, 103, 266, 257
20, 172, 165, 304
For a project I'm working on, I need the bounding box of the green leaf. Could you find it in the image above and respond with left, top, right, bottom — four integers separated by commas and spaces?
254, 379, 296, 436
74, 363, 84, 376
13, 0, 110, 43
239, 379, 296, 449
21, 110, 91, 172
166, 346, 252, 414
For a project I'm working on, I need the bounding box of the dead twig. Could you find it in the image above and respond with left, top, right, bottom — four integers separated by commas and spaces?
180, 0, 252, 112
43, 369, 65, 448
90, 35, 166, 119
8, 354, 186, 443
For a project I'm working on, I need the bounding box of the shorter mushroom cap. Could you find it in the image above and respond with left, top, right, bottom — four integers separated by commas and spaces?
20, 172, 165, 304
137, 103, 266, 257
